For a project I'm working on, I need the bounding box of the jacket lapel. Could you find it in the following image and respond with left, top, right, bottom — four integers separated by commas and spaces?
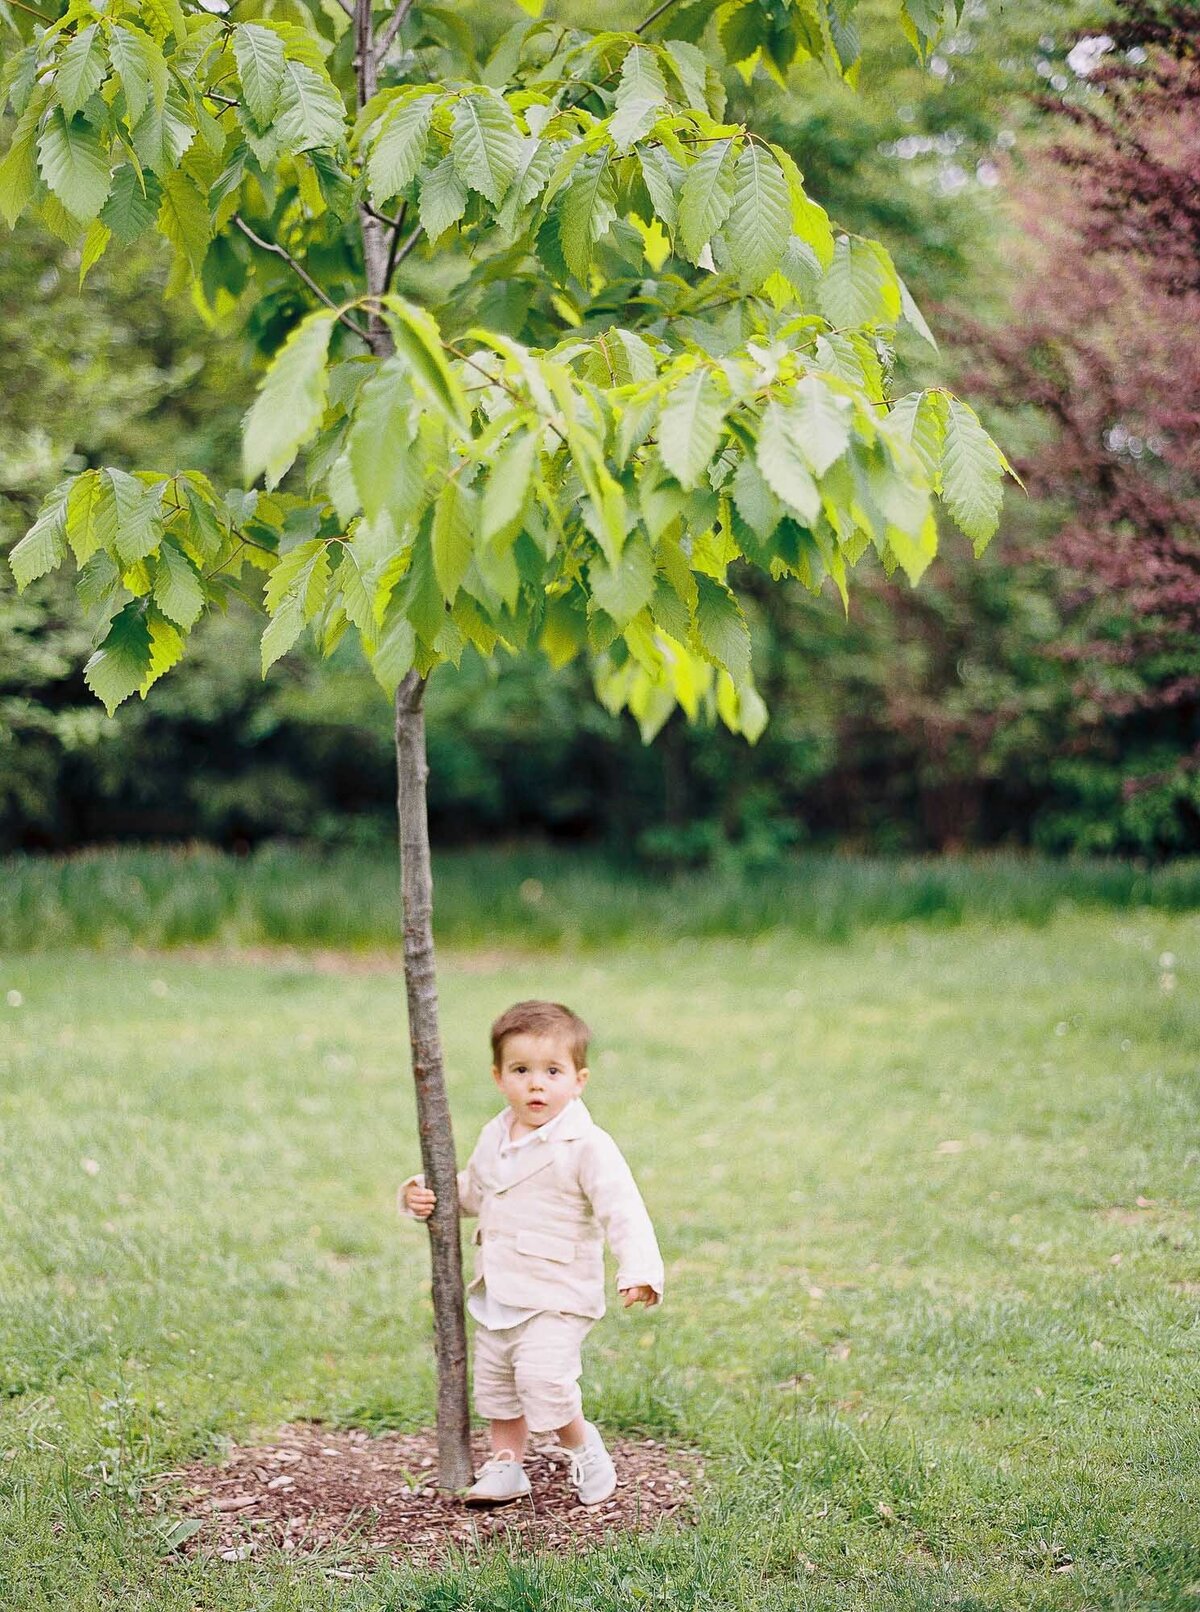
490, 1100, 593, 1194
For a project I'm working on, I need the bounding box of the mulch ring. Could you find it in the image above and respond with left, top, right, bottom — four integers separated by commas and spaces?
156, 1423, 705, 1572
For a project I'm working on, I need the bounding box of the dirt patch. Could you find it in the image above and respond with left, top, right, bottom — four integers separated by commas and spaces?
156, 1423, 704, 1571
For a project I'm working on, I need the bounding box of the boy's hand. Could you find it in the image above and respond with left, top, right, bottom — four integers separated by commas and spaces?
619, 1284, 659, 1308
402, 1182, 437, 1219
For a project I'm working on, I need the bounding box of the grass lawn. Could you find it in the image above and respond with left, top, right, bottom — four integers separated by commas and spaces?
1, 912, 1198, 1609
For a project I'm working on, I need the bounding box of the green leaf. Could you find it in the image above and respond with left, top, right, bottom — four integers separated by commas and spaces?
101, 165, 161, 244
789, 375, 852, 476
481, 429, 537, 545
380, 296, 468, 429
819, 236, 902, 329
141, 0, 188, 44
264, 537, 329, 617
588, 531, 654, 630
725, 145, 789, 289
898, 273, 938, 349
637, 145, 682, 232
369, 606, 416, 693
431, 479, 475, 601
142, 608, 185, 693
37, 110, 111, 223
756, 400, 820, 523
76, 548, 120, 611
347, 360, 421, 527
108, 469, 163, 566
678, 136, 735, 263
275, 61, 345, 155
234, 23, 286, 127
65, 470, 107, 563
610, 45, 667, 154
55, 25, 107, 120
418, 152, 468, 241
243, 310, 337, 489
451, 91, 521, 205
157, 169, 211, 275
558, 150, 615, 282
658, 368, 727, 491
401, 521, 443, 645
693, 573, 750, 682
887, 390, 947, 480
79, 218, 110, 284
110, 26, 167, 128
368, 92, 436, 206
130, 85, 194, 174
940, 397, 1006, 553
495, 134, 558, 233
260, 593, 305, 673
83, 602, 152, 715
0, 92, 46, 227
9, 481, 69, 589
152, 539, 205, 627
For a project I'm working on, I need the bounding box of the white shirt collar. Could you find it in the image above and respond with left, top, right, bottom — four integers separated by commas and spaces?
499, 1096, 581, 1154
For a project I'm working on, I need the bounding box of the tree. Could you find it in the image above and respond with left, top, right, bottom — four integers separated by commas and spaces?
1, 0, 1013, 1488
965, 0, 1200, 853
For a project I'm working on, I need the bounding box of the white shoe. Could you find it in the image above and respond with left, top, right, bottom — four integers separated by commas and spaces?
463, 1450, 532, 1507
567, 1422, 617, 1506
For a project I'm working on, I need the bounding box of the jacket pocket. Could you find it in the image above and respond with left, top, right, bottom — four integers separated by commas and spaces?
515, 1229, 575, 1263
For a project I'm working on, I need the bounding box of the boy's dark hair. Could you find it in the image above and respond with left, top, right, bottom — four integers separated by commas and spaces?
490, 1000, 591, 1069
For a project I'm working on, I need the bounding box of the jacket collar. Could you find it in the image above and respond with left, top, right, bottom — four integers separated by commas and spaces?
489, 1098, 593, 1192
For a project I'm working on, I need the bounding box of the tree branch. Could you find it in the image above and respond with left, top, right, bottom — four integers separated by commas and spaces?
232, 215, 371, 342
376, 0, 418, 64
635, 0, 682, 35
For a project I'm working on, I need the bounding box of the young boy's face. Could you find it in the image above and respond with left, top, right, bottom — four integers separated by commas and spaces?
492, 1031, 588, 1130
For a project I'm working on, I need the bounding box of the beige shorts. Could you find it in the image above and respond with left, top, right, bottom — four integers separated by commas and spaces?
472, 1311, 595, 1433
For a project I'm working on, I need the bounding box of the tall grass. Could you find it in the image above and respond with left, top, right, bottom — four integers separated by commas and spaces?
3, 843, 1200, 951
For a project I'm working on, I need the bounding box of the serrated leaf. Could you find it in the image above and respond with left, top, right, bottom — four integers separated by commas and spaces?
243, 310, 337, 489
130, 84, 194, 174
401, 522, 443, 645
55, 26, 107, 120
369, 606, 416, 693
482, 429, 536, 545
819, 235, 902, 328
234, 24, 286, 127
83, 602, 152, 715
78, 219, 110, 284
141, 0, 188, 44
0, 93, 45, 227
264, 536, 328, 616
141, 608, 185, 693
368, 92, 436, 205
496, 134, 558, 232
101, 164, 161, 244
663, 39, 708, 109
275, 60, 345, 155
588, 531, 654, 630
108, 469, 163, 567
260, 593, 305, 673
431, 479, 474, 600
347, 360, 421, 527
731, 456, 782, 543
941, 397, 1005, 552
637, 144, 682, 232
37, 110, 111, 223
110, 26, 167, 128
65, 470, 107, 563
451, 91, 521, 205
897, 272, 938, 349
693, 573, 750, 682
380, 296, 468, 428
157, 169, 211, 275
152, 539, 205, 627
725, 144, 788, 289
756, 400, 820, 523
610, 46, 667, 155
9, 481, 69, 589
789, 374, 852, 475
678, 136, 735, 263
887, 390, 947, 480
558, 150, 615, 282
658, 368, 727, 490
418, 153, 468, 241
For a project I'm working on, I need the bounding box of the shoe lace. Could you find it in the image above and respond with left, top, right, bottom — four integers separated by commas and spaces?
478, 1450, 520, 1477
569, 1443, 599, 1487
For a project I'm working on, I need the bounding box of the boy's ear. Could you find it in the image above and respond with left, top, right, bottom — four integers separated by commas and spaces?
491, 1064, 503, 1087
576, 1066, 590, 1088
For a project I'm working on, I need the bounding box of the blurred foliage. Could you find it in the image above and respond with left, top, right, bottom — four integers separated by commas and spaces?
9, 0, 1184, 863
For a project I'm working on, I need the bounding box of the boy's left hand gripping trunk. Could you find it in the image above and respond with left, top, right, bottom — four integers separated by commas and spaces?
395, 669, 473, 1492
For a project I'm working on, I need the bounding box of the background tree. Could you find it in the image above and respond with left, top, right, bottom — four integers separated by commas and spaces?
965, 0, 1200, 854
1, 0, 1012, 1486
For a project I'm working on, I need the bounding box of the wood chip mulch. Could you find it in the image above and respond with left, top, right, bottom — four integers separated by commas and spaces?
154, 1423, 705, 1572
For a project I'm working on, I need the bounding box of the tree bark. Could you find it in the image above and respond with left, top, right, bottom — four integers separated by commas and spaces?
394, 669, 473, 1491
354, 0, 472, 1493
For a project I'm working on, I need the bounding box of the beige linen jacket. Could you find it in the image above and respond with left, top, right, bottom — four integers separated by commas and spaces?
399, 1100, 664, 1320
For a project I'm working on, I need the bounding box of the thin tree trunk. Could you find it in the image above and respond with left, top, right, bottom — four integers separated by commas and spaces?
395, 670, 473, 1492
354, 0, 472, 1493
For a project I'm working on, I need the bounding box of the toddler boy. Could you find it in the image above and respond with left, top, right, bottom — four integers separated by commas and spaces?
399, 999, 663, 1507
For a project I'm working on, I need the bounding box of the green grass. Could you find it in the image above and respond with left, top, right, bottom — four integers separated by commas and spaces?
3, 842, 1200, 951
2, 914, 1199, 1608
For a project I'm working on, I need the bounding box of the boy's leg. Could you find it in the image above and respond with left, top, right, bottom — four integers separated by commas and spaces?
510, 1313, 594, 1438
490, 1415, 528, 1460
554, 1413, 587, 1449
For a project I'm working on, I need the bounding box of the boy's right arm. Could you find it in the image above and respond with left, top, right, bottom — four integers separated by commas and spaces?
397, 1143, 483, 1220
